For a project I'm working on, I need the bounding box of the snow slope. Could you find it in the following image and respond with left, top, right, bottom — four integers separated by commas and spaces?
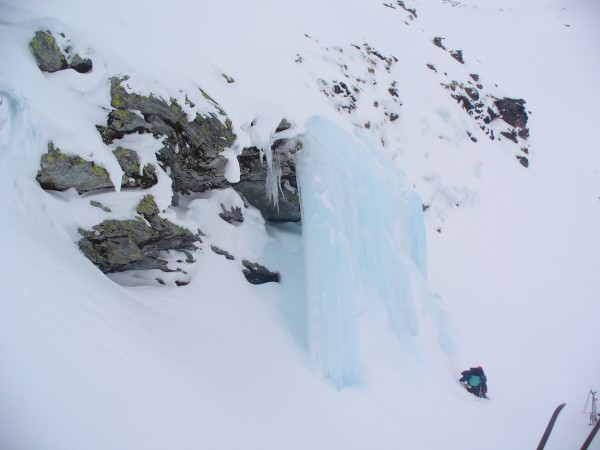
0, 0, 599, 449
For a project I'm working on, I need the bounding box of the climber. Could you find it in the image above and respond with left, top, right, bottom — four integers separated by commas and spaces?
460, 366, 488, 398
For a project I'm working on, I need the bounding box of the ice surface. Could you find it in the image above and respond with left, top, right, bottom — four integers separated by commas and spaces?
298, 116, 430, 387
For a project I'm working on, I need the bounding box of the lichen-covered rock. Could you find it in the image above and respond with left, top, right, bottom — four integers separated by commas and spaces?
78, 195, 199, 273
242, 260, 280, 284
36, 142, 113, 193
113, 147, 158, 189
29, 31, 68, 73
275, 118, 292, 133
104, 76, 236, 194
29, 31, 93, 74
234, 141, 301, 222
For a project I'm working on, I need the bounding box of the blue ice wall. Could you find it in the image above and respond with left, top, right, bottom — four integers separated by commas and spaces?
297, 116, 428, 388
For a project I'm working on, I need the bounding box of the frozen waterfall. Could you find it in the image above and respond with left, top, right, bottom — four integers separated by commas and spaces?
297, 116, 429, 388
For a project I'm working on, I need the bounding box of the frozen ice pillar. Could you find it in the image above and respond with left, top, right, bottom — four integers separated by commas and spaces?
297, 116, 427, 388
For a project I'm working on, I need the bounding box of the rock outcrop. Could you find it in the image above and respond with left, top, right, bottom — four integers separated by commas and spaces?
78, 195, 199, 273
36, 142, 160, 193
32, 37, 301, 283
494, 97, 528, 129
235, 138, 302, 222
104, 77, 236, 195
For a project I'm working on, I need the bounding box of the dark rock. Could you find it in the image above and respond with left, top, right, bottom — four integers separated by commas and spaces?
467, 131, 477, 143
242, 260, 280, 284
494, 97, 528, 129
397, 1, 417, 18
90, 200, 112, 212
500, 130, 519, 143
234, 142, 301, 222
426, 63, 437, 72
36, 142, 113, 194
78, 195, 199, 273
211, 246, 234, 260
469, 73, 480, 82
181, 250, 195, 263
433, 37, 446, 50
518, 128, 530, 140
450, 50, 464, 64
333, 82, 352, 96
29, 31, 68, 73
487, 107, 500, 120
455, 95, 474, 112
222, 73, 235, 84
516, 156, 529, 168
464, 87, 479, 101
275, 118, 292, 133
219, 204, 244, 224
70, 54, 93, 73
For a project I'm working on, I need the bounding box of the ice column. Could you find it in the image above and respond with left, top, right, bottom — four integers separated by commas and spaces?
297, 116, 427, 388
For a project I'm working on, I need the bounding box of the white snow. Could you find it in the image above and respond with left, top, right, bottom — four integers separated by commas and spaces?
0, 0, 599, 449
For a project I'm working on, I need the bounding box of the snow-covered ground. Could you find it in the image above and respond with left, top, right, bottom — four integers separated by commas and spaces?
0, 0, 599, 449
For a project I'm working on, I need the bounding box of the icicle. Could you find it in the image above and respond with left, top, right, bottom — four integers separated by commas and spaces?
263, 141, 282, 212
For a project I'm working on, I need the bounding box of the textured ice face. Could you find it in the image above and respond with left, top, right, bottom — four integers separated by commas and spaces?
297, 116, 429, 388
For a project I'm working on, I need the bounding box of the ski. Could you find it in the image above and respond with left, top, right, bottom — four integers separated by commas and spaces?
536, 403, 566, 450
580, 417, 600, 450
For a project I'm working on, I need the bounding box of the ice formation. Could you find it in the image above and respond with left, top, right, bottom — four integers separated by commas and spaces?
297, 116, 428, 388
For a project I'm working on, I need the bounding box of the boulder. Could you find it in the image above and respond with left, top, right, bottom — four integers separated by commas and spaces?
36, 142, 113, 193
29, 31, 68, 73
